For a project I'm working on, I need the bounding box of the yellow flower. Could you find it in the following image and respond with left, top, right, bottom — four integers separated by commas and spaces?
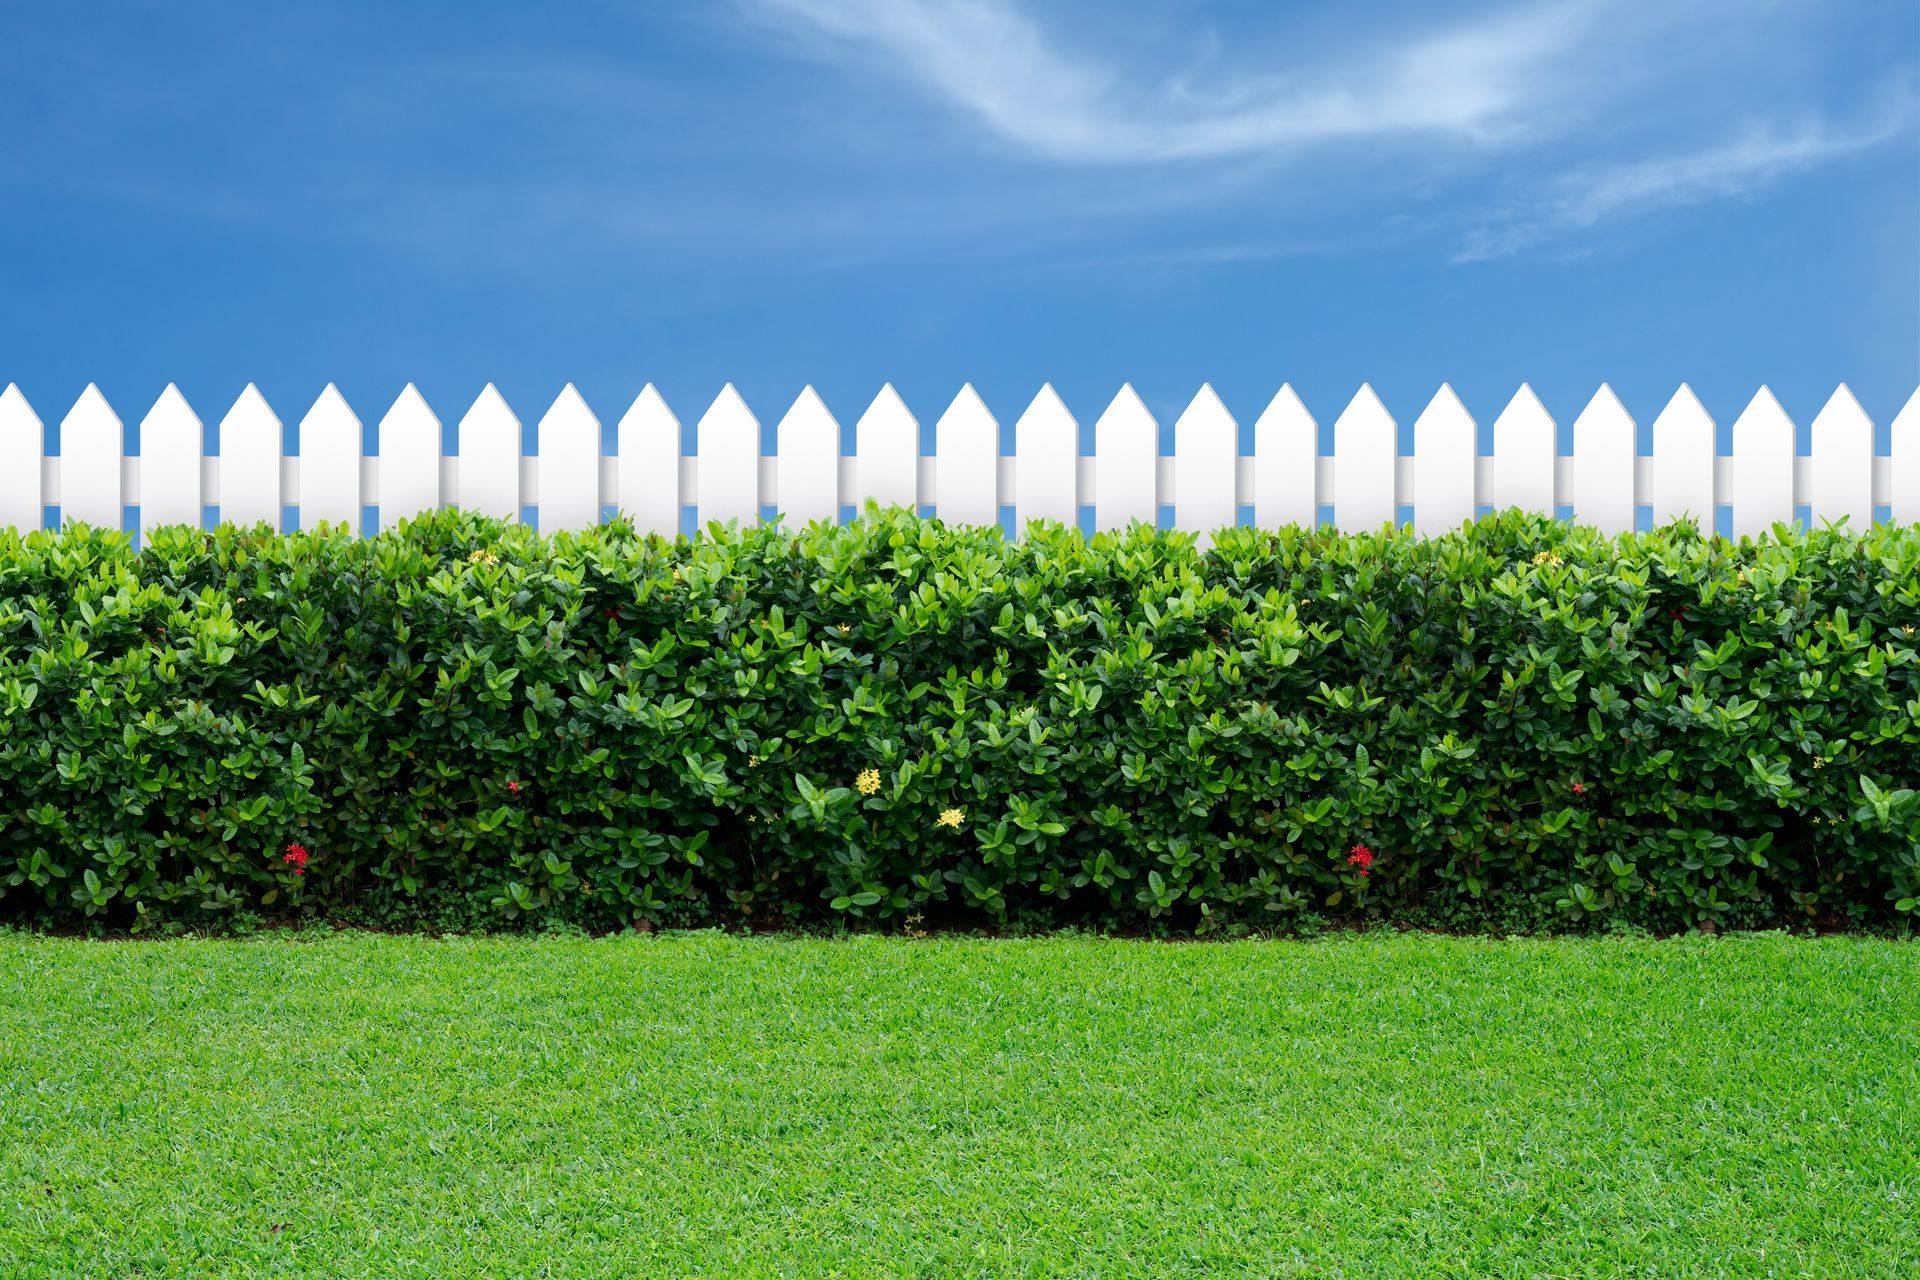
936, 807, 965, 829
836, 624, 852, 635
1903, 625, 1916, 637
855, 768, 881, 796
467, 548, 498, 565
747, 755, 762, 768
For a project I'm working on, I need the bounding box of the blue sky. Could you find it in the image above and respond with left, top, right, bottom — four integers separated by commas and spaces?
2, 0, 1916, 439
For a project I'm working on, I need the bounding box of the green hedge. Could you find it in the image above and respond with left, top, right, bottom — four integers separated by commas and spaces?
3, 509, 1917, 933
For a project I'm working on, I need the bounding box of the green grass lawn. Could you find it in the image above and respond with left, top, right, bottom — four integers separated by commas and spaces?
2, 932, 1915, 1278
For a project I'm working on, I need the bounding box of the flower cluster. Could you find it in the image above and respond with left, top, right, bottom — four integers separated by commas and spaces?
506, 780, 523, 796
854, 768, 881, 796
936, 807, 965, 829
1347, 844, 1374, 877
282, 843, 310, 876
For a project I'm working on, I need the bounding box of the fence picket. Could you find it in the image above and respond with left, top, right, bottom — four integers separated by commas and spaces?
299, 385, 361, 530
1412, 384, 1474, 533
219, 385, 281, 528
1725, 387, 1793, 537
694, 385, 758, 527
1809, 384, 1873, 529
459, 384, 520, 520
1014, 385, 1077, 530
1174, 385, 1235, 540
1569, 385, 1634, 534
138, 385, 202, 533
777, 386, 838, 527
1092, 384, 1155, 531
536, 384, 600, 532
1894, 388, 1920, 525
379, 385, 440, 529
1491, 384, 1554, 515
1252, 384, 1316, 530
617, 384, 679, 534
1647, 385, 1714, 529
0, 384, 43, 530
1332, 385, 1395, 532
853, 384, 917, 513
62, 386, 123, 529
935, 384, 997, 527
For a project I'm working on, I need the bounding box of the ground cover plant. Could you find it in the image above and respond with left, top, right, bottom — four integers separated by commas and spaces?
1, 930, 1914, 1278
2, 509, 1917, 934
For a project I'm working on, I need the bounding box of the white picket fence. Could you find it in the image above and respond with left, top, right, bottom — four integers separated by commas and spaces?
1, 381, 1916, 541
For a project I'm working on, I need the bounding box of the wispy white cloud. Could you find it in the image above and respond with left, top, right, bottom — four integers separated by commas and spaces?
744, 0, 1598, 162
741, 0, 1919, 261
1454, 87, 1919, 261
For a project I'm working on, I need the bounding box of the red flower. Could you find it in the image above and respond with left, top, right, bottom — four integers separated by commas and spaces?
1572, 782, 1586, 795
1347, 844, 1374, 875
507, 781, 522, 796
282, 843, 309, 876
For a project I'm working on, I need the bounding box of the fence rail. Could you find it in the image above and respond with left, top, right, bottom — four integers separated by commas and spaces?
2, 382, 1916, 541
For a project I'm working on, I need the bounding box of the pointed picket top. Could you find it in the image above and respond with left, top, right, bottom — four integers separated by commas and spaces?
467, 382, 514, 421
1892, 386, 1920, 525
1092, 383, 1156, 532
384, 382, 434, 420
297, 384, 362, 530
140, 384, 203, 533
61, 384, 124, 529
544, 382, 598, 424
616, 383, 680, 534
0, 383, 34, 421
1491, 383, 1555, 515
225, 383, 276, 425
0, 383, 43, 530
853, 382, 917, 513
1412, 383, 1475, 534
1570, 384, 1635, 534
377, 383, 441, 529
782, 384, 833, 428
1174, 383, 1236, 540
1647, 384, 1714, 530
1725, 386, 1794, 537
219, 384, 282, 528
458, 384, 521, 520
1331, 383, 1396, 532
695, 383, 760, 526
1251, 383, 1316, 529
778, 385, 840, 527
1809, 383, 1873, 531
935, 383, 998, 527
1013, 383, 1078, 530
538, 383, 601, 532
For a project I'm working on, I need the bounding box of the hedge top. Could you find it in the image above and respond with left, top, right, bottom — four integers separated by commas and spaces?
2, 508, 1917, 933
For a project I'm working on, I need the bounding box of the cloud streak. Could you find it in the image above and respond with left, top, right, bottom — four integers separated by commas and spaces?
743, 0, 1918, 260
745, 0, 1597, 162
1455, 87, 1920, 260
